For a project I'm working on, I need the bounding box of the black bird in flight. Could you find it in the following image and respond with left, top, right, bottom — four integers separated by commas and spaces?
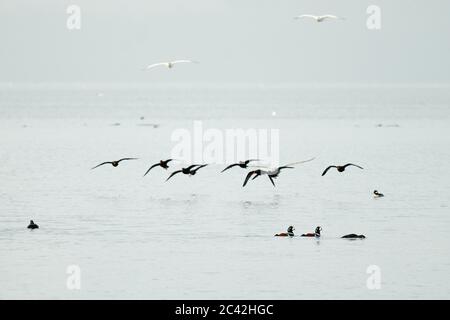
221, 159, 259, 173
166, 164, 208, 181
143, 159, 173, 177
91, 158, 138, 170
321, 163, 363, 176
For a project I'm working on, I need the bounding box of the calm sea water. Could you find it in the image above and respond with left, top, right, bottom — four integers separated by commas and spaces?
0, 84, 449, 299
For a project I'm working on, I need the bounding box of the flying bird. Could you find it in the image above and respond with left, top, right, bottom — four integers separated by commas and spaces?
143, 159, 173, 177
91, 158, 138, 170
221, 159, 259, 173
243, 166, 294, 187
321, 163, 363, 176
243, 158, 316, 187
294, 14, 344, 22
144, 60, 197, 70
166, 164, 207, 181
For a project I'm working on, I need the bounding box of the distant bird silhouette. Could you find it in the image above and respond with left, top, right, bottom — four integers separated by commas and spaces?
321, 163, 363, 176
144, 60, 197, 70
373, 190, 384, 198
27, 220, 39, 229
221, 159, 259, 173
166, 164, 207, 181
342, 234, 366, 239
91, 158, 138, 170
294, 14, 344, 22
144, 159, 173, 177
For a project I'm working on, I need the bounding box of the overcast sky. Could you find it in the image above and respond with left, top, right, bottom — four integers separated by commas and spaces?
1, 0, 449, 84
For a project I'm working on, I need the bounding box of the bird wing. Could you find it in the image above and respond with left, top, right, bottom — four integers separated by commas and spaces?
221, 163, 239, 173
284, 157, 316, 167
268, 175, 276, 187
143, 163, 160, 177
278, 166, 294, 171
243, 171, 256, 187
145, 62, 169, 69
321, 166, 336, 176
186, 164, 201, 171
294, 14, 318, 20
165, 159, 174, 164
117, 158, 138, 163
166, 170, 182, 181
172, 60, 195, 64
343, 163, 364, 170
192, 164, 208, 173
321, 15, 340, 20
91, 162, 112, 170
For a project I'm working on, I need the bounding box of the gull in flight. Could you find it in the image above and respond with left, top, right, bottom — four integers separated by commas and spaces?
294, 14, 344, 22
243, 157, 315, 187
144, 60, 197, 70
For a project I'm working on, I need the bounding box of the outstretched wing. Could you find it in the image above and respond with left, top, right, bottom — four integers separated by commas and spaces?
186, 164, 201, 171
244, 159, 260, 165
268, 175, 276, 187
191, 164, 208, 173
278, 166, 294, 171
172, 60, 197, 64
343, 163, 363, 170
283, 157, 316, 167
221, 163, 239, 173
321, 166, 336, 176
166, 170, 182, 181
145, 62, 168, 69
243, 171, 256, 187
117, 158, 138, 163
294, 14, 318, 20
143, 163, 160, 177
322, 14, 343, 20
91, 162, 112, 170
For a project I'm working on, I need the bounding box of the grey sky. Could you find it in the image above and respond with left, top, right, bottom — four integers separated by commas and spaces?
1, 0, 449, 84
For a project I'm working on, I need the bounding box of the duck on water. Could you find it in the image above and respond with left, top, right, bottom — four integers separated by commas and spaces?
275, 226, 295, 237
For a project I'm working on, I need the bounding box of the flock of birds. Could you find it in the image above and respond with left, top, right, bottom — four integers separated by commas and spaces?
85, 157, 384, 239
26, 12, 378, 239
88, 157, 373, 189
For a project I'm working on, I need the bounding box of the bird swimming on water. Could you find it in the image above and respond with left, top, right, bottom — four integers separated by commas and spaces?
321, 163, 363, 176
221, 159, 259, 173
91, 158, 138, 170
275, 226, 295, 237
341, 234, 366, 239
27, 220, 39, 229
373, 190, 384, 198
166, 164, 208, 181
144, 159, 173, 177
301, 226, 322, 238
